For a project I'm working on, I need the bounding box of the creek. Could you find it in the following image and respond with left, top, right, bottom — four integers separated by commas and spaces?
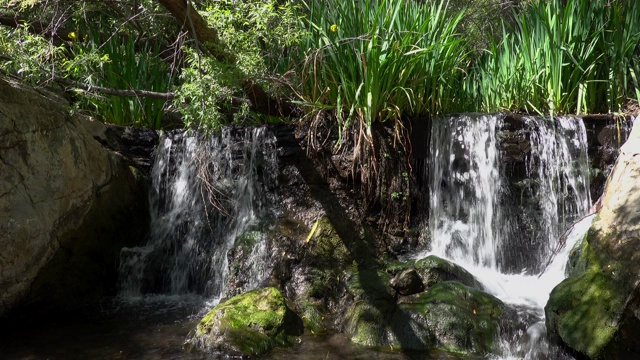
0, 114, 617, 359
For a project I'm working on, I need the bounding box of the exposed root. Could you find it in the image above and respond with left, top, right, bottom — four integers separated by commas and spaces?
303, 113, 414, 236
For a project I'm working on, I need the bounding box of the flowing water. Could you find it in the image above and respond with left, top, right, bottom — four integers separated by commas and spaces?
119, 126, 278, 298
0, 127, 289, 360
0, 116, 610, 359
424, 114, 593, 359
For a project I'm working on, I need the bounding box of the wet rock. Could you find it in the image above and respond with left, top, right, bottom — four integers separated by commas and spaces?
414, 255, 483, 290
0, 77, 149, 317
343, 298, 392, 347
343, 267, 395, 347
187, 287, 303, 357
546, 119, 640, 359
344, 277, 504, 354
390, 269, 424, 296
389, 281, 504, 354
80, 118, 158, 173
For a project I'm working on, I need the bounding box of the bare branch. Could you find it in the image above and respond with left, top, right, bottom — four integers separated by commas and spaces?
53, 75, 256, 109
54, 76, 175, 100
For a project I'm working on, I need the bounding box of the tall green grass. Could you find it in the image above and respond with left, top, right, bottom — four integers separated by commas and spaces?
297, 0, 470, 144
296, 0, 639, 123
68, 18, 174, 130
92, 36, 172, 129
476, 0, 640, 115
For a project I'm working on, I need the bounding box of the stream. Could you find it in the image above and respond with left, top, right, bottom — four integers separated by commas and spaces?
0, 114, 606, 359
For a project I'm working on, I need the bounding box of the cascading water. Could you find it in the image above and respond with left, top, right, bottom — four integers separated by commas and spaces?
118, 127, 278, 299
428, 114, 507, 271
425, 113, 593, 359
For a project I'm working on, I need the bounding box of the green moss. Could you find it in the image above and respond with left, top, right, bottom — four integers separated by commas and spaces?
392, 281, 504, 354
546, 270, 623, 359
296, 299, 326, 334
414, 255, 482, 289
301, 266, 344, 300
344, 299, 391, 347
386, 259, 415, 275
342, 265, 396, 348
194, 287, 302, 357
546, 221, 633, 359
235, 230, 263, 248
346, 266, 395, 301
309, 217, 351, 266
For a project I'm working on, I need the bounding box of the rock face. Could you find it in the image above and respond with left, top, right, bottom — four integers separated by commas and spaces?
545, 118, 640, 359
187, 287, 303, 357
0, 78, 149, 317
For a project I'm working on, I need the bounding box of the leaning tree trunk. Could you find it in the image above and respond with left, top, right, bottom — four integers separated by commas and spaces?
156, 0, 234, 63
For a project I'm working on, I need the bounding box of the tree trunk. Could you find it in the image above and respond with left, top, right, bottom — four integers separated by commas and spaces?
156, 0, 235, 63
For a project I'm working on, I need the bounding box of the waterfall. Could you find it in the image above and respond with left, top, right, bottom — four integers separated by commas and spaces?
429, 114, 507, 271
425, 114, 592, 359
118, 127, 278, 299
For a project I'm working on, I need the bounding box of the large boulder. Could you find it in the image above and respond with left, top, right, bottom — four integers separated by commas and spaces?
187, 287, 303, 357
545, 117, 640, 359
0, 78, 150, 317
343, 278, 504, 355
389, 281, 504, 354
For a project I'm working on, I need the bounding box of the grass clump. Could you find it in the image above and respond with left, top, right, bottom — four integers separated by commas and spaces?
476, 0, 640, 115
296, 0, 470, 145
80, 34, 173, 129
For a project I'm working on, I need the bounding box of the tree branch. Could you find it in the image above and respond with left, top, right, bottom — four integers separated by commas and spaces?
53, 76, 254, 109
54, 76, 175, 100
0, 15, 74, 44
156, 0, 235, 63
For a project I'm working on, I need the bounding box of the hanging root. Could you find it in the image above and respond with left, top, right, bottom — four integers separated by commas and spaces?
304, 111, 414, 235
194, 144, 231, 219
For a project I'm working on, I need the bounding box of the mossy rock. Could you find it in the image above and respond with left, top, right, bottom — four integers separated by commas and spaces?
389, 281, 504, 354
296, 298, 327, 334
344, 299, 392, 347
342, 265, 396, 347
386, 259, 416, 276
414, 255, 483, 290
545, 269, 623, 359
566, 231, 589, 276
345, 266, 395, 301
547, 122, 640, 358
545, 228, 640, 360
188, 287, 303, 357
308, 217, 351, 267
236, 227, 267, 249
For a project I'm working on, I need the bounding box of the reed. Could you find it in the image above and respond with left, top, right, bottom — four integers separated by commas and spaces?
476, 0, 640, 115
94, 36, 172, 129
297, 0, 469, 145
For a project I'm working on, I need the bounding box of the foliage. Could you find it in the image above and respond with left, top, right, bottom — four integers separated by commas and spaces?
0, 26, 64, 83
445, 0, 522, 52
65, 23, 174, 128
475, 0, 640, 115
175, 0, 304, 132
1, 0, 639, 132
296, 0, 470, 147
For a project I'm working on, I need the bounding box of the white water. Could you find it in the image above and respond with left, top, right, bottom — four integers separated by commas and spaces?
429, 114, 506, 271
118, 127, 277, 299
424, 114, 593, 359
